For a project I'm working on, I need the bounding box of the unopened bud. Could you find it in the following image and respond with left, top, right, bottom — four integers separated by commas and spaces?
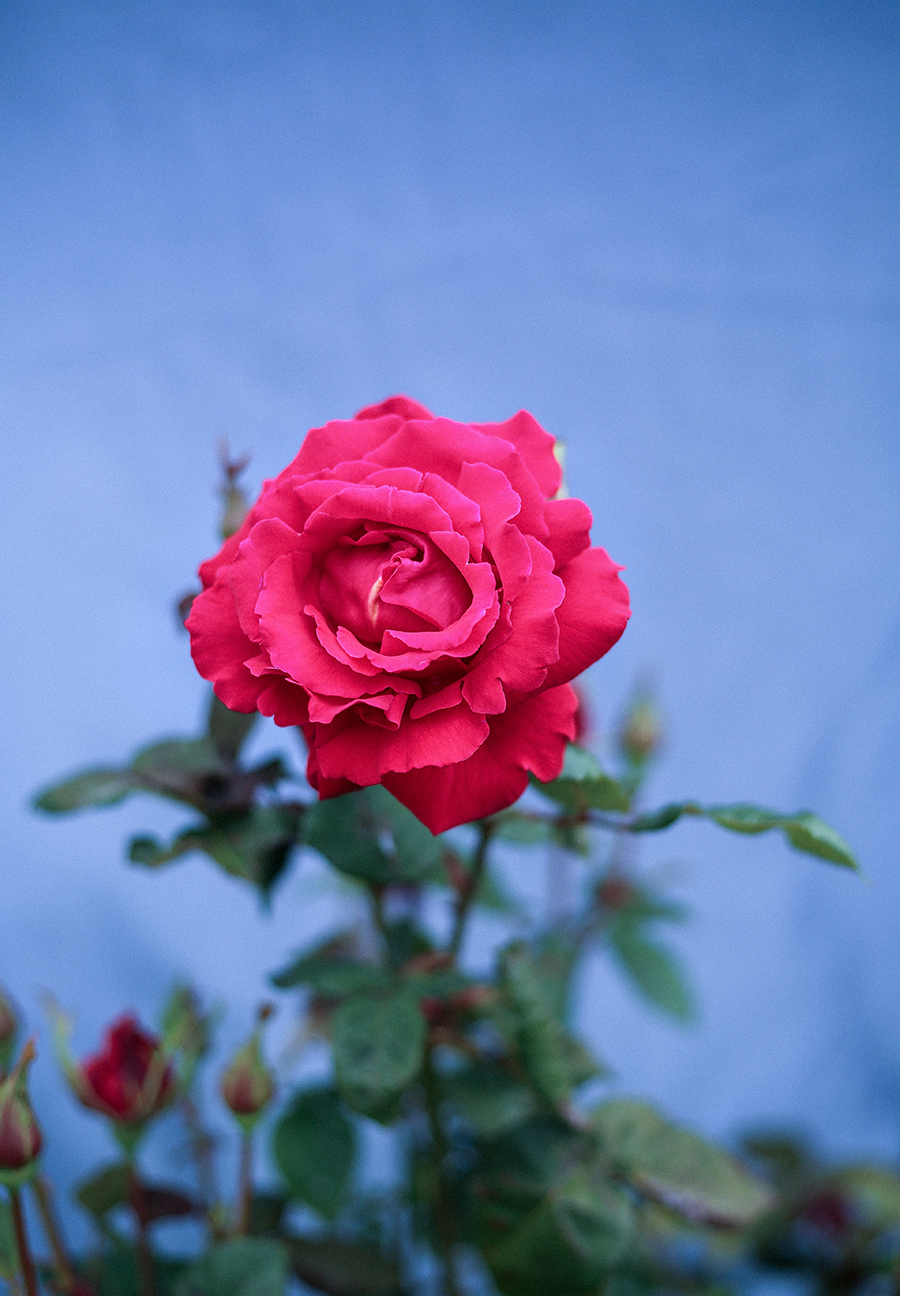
0, 1041, 43, 1185
0, 986, 17, 1074
217, 442, 251, 540
618, 695, 662, 764
220, 1015, 275, 1129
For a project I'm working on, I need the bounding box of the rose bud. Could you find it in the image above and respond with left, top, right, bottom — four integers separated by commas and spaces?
0, 985, 18, 1074
0, 1040, 43, 1186
220, 1011, 275, 1130
70, 1015, 175, 1132
618, 693, 662, 764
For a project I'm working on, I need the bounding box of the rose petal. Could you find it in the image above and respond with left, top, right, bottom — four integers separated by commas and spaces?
355, 395, 434, 421
383, 685, 578, 833
188, 581, 266, 713
314, 701, 490, 784
542, 547, 631, 689
471, 410, 562, 500
542, 497, 593, 568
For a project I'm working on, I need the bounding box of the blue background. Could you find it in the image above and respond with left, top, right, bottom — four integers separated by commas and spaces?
1, 0, 898, 1233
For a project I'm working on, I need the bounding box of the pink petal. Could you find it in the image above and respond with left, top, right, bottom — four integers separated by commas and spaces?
471, 410, 561, 500
542, 547, 631, 689
355, 395, 435, 421
382, 685, 578, 833
542, 497, 593, 568
187, 581, 266, 713
313, 702, 489, 785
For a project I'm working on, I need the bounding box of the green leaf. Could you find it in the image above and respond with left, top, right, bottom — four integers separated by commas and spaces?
474, 1117, 635, 1296
492, 812, 554, 845
305, 792, 391, 884
76, 1162, 131, 1218
592, 1098, 773, 1226
365, 784, 444, 879
443, 1062, 538, 1136
500, 943, 573, 1109
207, 693, 257, 763
781, 812, 858, 869
607, 918, 695, 1021
79, 1252, 188, 1295
832, 1166, 900, 1231
272, 1086, 356, 1218
33, 767, 136, 813
0, 1194, 17, 1281
289, 1237, 402, 1296
705, 803, 783, 834
175, 1238, 288, 1296
629, 803, 692, 833
271, 945, 388, 996
332, 988, 425, 1121
132, 806, 303, 893
532, 744, 631, 814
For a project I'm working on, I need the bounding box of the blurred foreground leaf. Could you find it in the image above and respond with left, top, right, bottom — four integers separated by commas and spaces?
289, 1237, 402, 1296
332, 988, 425, 1121
592, 1099, 772, 1226
272, 1086, 356, 1218
175, 1238, 288, 1296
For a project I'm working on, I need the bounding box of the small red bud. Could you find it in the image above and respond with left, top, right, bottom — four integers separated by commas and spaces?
597, 876, 634, 911
220, 1028, 274, 1127
0, 1040, 43, 1183
73, 1016, 174, 1125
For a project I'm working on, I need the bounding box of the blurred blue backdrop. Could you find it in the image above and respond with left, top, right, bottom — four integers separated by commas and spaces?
1, 0, 898, 1230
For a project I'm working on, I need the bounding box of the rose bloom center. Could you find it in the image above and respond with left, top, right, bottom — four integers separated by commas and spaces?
317, 524, 473, 648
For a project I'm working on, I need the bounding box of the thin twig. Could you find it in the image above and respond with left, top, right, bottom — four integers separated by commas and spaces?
421, 1048, 461, 1296
448, 820, 495, 959
9, 1188, 39, 1296
32, 1174, 80, 1292
127, 1164, 155, 1296
236, 1129, 254, 1236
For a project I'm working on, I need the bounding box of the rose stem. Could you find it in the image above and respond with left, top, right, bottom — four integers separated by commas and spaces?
127, 1163, 155, 1296
181, 1093, 222, 1239
448, 819, 495, 959
422, 1047, 461, 1296
32, 1173, 80, 1292
9, 1188, 39, 1296
236, 1129, 253, 1236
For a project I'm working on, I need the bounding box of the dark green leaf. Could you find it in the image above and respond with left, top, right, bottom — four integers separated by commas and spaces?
0, 1195, 17, 1281
33, 767, 136, 813
383, 916, 432, 967
289, 1237, 402, 1296
705, 804, 858, 869
271, 943, 388, 996
365, 784, 444, 879
592, 1098, 773, 1226
443, 1063, 538, 1136
532, 744, 631, 814
500, 943, 572, 1109
76, 1162, 131, 1218
131, 806, 302, 893
79, 1252, 188, 1296
305, 792, 391, 884
629, 803, 692, 833
332, 989, 425, 1121
607, 919, 695, 1021
175, 1238, 288, 1296
532, 930, 580, 1024
272, 1086, 356, 1218
246, 1193, 287, 1237
129, 831, 201, 868
207, 693, 257, 763
474, 1118, 634, 1296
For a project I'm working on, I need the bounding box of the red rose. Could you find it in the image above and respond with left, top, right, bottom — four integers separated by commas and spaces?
74, 1016, 174, 1124
188, 396, 629, 833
